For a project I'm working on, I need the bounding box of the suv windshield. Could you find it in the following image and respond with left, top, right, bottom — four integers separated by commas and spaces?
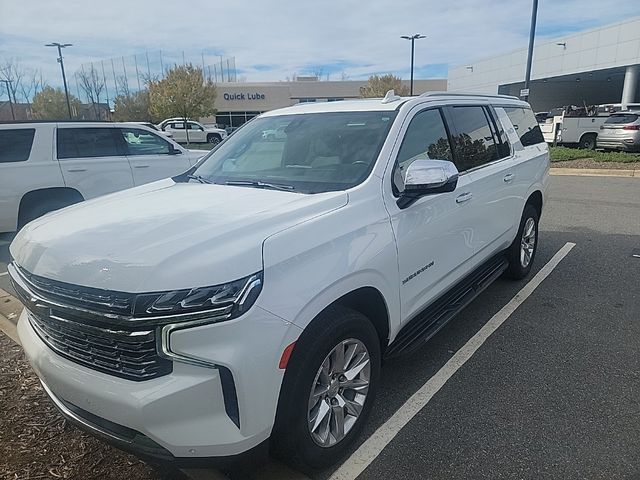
190, 111, 397, 193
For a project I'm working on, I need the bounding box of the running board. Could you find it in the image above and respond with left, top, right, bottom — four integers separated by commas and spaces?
385, 252, 508, 359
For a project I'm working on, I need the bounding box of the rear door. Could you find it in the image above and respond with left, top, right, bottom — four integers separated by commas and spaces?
165, 122, 186, 143
445, 104, 515, 259
56, 126, 134, 199
187, 122, 206, 142
117, 126, 192, 186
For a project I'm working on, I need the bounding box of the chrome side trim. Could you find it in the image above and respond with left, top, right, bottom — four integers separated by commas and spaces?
40, 379, 133, 445
159, 317, 227, 369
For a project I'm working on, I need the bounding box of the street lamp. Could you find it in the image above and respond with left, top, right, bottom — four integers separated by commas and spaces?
401, 34, 425, 96
0, 79, 15, 121
45, 42, 73, 119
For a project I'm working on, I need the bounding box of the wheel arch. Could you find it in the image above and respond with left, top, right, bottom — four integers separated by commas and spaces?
18, 187, 84, 225
525, 189, 543, 219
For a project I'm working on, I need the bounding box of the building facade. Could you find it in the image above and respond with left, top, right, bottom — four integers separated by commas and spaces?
205, 78, 447, 128
448, 17, 640, 111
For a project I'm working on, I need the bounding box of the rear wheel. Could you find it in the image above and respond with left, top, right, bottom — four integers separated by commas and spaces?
579, 133, 597, 150
505, 204, 539, 280
271, 306, 380, 471
207, 134, 221, 145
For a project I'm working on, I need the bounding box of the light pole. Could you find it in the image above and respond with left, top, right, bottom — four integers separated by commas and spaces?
46, 42, 73, 119
0, 79, 15, 121
523, 0, 539, 102
401, 34, 425, 96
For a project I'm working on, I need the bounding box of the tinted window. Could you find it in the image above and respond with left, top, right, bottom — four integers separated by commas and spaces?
449, 106, 499, 171
57, 128, 121, 159
170, 123, 185, 129
604, 114, 638, 124
0, 129, 35, 163
188, 123, 203, 130
393, 109, 452, 193
504, 107, 545, 147
119, 128, 172, 155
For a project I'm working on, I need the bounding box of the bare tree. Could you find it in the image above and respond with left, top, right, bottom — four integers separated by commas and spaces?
78, 65, 106, 120
0, 58, 25, 103
20, 69, 48, 113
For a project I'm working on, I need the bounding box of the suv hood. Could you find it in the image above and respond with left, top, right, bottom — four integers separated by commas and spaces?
11, 179, 347, 293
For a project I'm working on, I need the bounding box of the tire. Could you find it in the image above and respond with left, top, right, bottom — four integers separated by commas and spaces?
207, 134, 221, 145
271, 305, 381, 471
505, 204, 539, 280
579, 133, 597, 150
18, 198, 75, 230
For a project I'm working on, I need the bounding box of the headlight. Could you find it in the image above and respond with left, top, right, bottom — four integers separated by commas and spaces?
133, 272, 262, 322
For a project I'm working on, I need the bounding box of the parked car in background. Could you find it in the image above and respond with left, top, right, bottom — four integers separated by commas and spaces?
9, 92, 548, 470
539, 106, 607, 149
597, 111, 640, 152
0, 122, 202, 232
162, 120, 228, 145
126, 121, 174, 139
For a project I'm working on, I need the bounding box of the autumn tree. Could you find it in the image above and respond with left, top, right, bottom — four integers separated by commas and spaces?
31, 86, 81, 120
359, 74, 410, 98
113, 90, 151, 122
149, 64, 216, 142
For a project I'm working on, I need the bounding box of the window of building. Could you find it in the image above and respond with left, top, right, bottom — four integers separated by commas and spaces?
298, 98, 317, 103
118, 128, 172, 156
57, 128, 121, 159
448, 106, 499, 171
503, 107, 545, 147
392, 108, 453, 193
0, 129, 36, 163
327, 98, 345, 102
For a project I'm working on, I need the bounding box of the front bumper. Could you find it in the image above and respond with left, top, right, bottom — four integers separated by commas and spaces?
18, 305, 302, 459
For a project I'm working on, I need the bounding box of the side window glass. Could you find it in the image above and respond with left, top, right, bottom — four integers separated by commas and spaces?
57, 128, 120, 159
485, 107, 511, 159
0, 129, 35, 163
449, 106, 499, 171
504, 107, 545, 147
393, 109, 452, 193
119, 128, 172, 156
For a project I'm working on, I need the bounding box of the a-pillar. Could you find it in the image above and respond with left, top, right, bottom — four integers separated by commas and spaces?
621, 65, 639, 110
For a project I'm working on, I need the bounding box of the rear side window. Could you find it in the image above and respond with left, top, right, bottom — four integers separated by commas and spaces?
449, 106, 499, 171
57, 128, 121, 159
503, 107, 545, 147
0, 129, 36, 163
605, 114, 638, 124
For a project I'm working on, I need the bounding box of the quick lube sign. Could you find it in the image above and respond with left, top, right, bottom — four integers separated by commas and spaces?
223, 92, 266, 101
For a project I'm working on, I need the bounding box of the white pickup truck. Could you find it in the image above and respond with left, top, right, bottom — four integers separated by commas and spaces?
0, 122, 203, 232
539, 112, 608, 149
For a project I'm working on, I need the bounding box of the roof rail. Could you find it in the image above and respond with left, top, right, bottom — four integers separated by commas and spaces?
419, 91, 520, 100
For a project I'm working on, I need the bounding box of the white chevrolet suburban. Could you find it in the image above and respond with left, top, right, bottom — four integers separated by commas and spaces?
9, 92, 548, 470
0, 122, 203, 232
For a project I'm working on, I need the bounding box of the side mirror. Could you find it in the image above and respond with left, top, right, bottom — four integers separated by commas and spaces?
398, 159, 459, 209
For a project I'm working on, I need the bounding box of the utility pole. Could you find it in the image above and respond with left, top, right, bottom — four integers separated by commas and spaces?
0, 79, 15, 120
523, 0, 539, 102
46, 42, 73, 119
401, 34, 425, 96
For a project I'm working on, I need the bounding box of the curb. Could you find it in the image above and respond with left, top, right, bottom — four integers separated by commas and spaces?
0, 288, 21, 345
550, 167, 638, 177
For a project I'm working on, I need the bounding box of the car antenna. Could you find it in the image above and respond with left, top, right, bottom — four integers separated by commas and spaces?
381, 89, 402, 104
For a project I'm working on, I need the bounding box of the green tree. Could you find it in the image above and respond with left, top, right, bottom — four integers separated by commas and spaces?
31, 86, 81, 120
149, 64, 216, 140
113, 90, 151, 122
359, 74, 410, 98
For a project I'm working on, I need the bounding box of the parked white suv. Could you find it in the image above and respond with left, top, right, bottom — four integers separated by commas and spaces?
0, 122, 203, 232
162, 119, 227, 145
9, 93, 548, 470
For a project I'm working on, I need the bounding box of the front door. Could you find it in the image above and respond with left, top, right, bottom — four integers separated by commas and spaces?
383, 107, 476, 323
117, 127, 192, 186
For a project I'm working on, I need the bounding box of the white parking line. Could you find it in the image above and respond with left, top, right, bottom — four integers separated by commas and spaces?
0, 272, 8, 277
330, 242, 576, 480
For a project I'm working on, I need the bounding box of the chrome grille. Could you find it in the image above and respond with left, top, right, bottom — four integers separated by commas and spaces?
9, 264, 172, 381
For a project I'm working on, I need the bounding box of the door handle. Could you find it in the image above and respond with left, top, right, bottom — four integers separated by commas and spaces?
66, 168, 87, 172
134, 165, 150, 168
456, 192, 473, 204
503, 173, 515, 183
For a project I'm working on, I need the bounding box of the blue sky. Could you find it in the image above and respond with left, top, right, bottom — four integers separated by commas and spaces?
1, 0, 639, 99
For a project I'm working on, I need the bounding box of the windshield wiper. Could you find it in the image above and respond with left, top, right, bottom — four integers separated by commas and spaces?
188, 174, 213, 184
225, 180, 295, 191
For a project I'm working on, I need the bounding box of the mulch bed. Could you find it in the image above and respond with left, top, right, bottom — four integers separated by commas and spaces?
0, 333, 162, 480
551, 159, 640, 170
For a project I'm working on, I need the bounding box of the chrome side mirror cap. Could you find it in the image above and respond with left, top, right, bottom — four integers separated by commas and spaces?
398, 159, 459, 209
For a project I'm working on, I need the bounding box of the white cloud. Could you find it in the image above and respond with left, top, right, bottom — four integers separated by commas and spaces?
1, 0, 639, 88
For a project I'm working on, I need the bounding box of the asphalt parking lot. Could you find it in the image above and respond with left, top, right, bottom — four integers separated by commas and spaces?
1, 173, 639, 480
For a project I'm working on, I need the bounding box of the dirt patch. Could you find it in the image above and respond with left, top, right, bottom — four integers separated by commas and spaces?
0, 333, 163, 480
551, 159, 639, 170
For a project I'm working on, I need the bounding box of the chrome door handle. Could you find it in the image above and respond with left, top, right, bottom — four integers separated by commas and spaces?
503, 173, 515, 183
134, 165, 150, 168
66, 168, 87, 172
456, 192, 473, 204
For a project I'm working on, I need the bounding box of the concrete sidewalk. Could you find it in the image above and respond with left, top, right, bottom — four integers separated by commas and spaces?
550, 167, 639, 177
0, 288, 21, 345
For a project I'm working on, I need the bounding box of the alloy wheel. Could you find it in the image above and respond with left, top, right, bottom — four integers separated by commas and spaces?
520, 217, 536, 268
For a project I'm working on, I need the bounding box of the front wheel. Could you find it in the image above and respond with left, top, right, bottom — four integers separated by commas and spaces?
579, 133, 597, 150
207, 134, 221, 145
505, 204, 539, 280
271, 306, 380, 471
